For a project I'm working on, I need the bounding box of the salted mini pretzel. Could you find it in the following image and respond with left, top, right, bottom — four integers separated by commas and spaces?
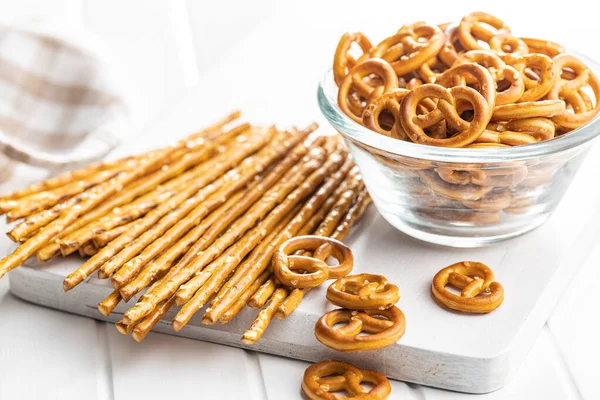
419, 170, 493, 201
488, 34, 528, 56
302, 360, 391, 400
457, 12, 511, 51
272, 235, 353, 289
333, 32, 373, 86
338, 58, 399, 123
362, 89, 410, 139
462, 188, 512, 212
371, 23, 445, 77
400, 83, 491, 147
502, 53, 557, 102
547, 54, 600, 129
315, 306, 406, 352
431, 261, 504, 313
327, 273, 400, 310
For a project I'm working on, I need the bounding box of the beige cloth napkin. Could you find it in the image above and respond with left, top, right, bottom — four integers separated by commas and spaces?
0, 25, 129, 170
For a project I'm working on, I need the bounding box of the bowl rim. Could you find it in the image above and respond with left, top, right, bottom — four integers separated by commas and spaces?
317, 50, 600, 163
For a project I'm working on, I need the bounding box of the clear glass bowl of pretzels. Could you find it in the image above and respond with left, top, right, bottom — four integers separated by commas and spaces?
318, 12, 600, 247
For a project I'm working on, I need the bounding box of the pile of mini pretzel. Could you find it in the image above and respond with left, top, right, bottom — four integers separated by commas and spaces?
334, 11, 600, 148
0, 111, 371, 343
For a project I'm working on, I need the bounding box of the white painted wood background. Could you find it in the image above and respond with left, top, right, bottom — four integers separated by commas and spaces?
0, 1, 598, 399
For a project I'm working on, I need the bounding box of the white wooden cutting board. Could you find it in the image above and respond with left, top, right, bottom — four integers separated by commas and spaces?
8, 136, 600, 393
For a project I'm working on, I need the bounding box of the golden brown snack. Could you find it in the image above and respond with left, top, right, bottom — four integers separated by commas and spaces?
302, 360, 391, 400
272, 236, 354, 289
326, 274, 400, 310
431, 261, 504, 313
315, 307, 406, 352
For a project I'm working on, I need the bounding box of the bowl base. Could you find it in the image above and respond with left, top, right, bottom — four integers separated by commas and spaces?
379, 211, 550, 247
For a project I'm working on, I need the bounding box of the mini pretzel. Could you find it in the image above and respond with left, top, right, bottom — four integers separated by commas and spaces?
436, 63, 496, 108
546, 54, 600, 129
315, 307, 406, 352
502, 53, 557, 102
435, 163, 527, 187
333, 32, 373, 86
327, 274, 400, 310
371, 23, 445, 76
302, 360, 391, 400
272, 235, 353, 289
400, 83, 491, 147
457, 12, 511, 51
419, 170, 493, 201
362, 89, 410, 139
492, 99, 566, 121
417, 208, 501, 225
338, 59, 399, 123
431, 261, 504, 313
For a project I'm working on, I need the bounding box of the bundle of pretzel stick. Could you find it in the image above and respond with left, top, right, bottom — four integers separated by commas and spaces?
334, 11, 600, 148
0, 111, 371, 343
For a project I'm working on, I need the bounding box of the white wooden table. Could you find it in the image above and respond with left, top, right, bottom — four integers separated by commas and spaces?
0, 1, 599, 399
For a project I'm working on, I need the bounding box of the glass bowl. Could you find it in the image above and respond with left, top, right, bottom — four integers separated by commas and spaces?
317, 53, 600, 247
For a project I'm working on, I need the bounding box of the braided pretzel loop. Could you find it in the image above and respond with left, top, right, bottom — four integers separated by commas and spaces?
371, 23, 445, 76
327, 273, 400, 310
546, 54, 600, 129
302, 360, 391, 400
363, 89, 410, 139
502, 53, 557, 102
272, 235, 353, 289
457, 12, 511, 51
333, 32, 373, 86
457, 50, 524, 105
431, 261, 504, 313
400, 83, 491, 147
315, 306, 406, 352
338, 58, 399, 123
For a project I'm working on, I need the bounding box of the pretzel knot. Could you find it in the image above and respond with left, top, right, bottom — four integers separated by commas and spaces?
272, 236, 353, 289
502, 53, 557, 102
338, 58, 399, 123
431, 261, 504, 313
333, 32, 373, 86
302, 360, 391, 400
457, 12, 511, 51
362, 89, 410, 139
371, 23, 445, 76
400, 83, 491, 147
314, 307, 406, 352
327, 274, 400, 310
546, 54, 600, 129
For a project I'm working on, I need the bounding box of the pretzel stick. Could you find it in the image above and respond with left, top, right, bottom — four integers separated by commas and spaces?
241, 288, 288, 344
248, 279, 277, 308
276, 188, 371, 319
0, 110, 240, 211
118, 137, 324, 302
9, 120, 248, 245
5, 168, 125, 222
109, 128, 314, 287
98, 290, 122, 316
249, 170, 362, 308
0, 147, 181, 280
57, 124, 251, 255
92, 222, 135, 249
201, 155, 353, 325
81, 242, 98, 257
219, 270, 271, 324
121, 148, 336, 326
61, 131, 271, 290
115, 321, 134, 335
131, 297, 176, 342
